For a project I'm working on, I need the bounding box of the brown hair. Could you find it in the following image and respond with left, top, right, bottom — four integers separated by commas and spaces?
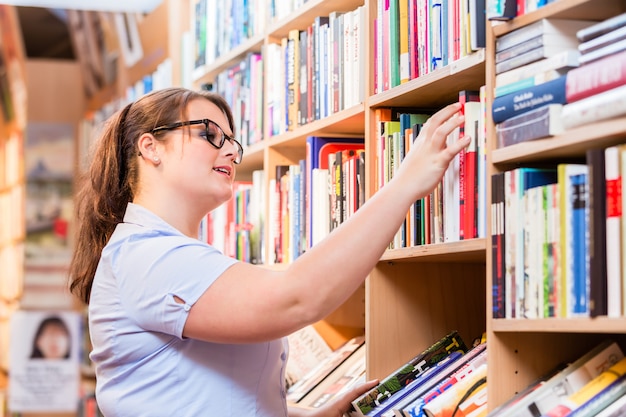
69, 87, 235, 304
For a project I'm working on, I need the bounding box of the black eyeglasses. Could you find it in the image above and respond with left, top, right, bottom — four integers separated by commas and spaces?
151, 119, 244, 164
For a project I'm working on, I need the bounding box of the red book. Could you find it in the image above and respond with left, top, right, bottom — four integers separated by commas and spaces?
566, 50, 626, 103
458, 90, 480, 240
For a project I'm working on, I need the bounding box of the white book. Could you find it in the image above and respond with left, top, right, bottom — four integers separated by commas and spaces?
561, 84, 626, 130
496, 18, 595, 53
495, 49, 580, 88
579, 38, 626, 65
605, 146, 622, 318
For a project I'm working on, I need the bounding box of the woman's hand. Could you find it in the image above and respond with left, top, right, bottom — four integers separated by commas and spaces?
394, 102, 470, 200
289, 379, 379, 417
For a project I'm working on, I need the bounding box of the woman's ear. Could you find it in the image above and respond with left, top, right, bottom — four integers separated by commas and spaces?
137, 133, 160, 164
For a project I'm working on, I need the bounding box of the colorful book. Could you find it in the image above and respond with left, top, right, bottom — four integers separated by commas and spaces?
565, 50, 626, 103
492, 75, 567, 124
351, 331, 468, 416
305, 136, 365, 248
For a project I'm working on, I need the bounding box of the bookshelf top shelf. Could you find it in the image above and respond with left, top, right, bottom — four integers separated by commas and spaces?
491, 0, 626, 38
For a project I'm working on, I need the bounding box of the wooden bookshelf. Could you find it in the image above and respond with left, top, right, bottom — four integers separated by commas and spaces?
485, 0, 626, 410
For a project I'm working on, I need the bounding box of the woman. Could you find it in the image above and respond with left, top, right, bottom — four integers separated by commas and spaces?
30, 315, 71, 360
69, 87, 469, 416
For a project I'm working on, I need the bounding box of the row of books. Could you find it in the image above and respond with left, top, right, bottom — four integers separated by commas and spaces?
287, 335, 367, 409
374, 0, 486, 94
210, 52, 265, 147
190, 0, 267, 77
201, 172, 265, 264
489, 340, 626, 417
491, 14, 626, 148
269, 140, 366, 263
374, 88, 488, 249
201, 136, 366, 264
486, 0, 556, 21
266, 6, 367, 137
491, 143, 626, 319
346, 330, 486, 417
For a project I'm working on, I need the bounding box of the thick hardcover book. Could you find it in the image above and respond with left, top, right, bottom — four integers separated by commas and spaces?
576, 11, 626, 42
579, 38, 626, 66
496, 32, 580, 63
495, 18, 594, 53
496, 45, 579, 74
495, 104, 564, 148
579, 25, 626, 56
494, 49, 579, 88
561, 84, 626, 130
492, 75, 567, 124
350, 331, 468, 416
586, 147, 608, 317
566, 50, 626, 103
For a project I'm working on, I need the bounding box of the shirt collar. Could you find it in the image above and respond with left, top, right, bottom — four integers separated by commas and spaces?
123, 202, 186, 237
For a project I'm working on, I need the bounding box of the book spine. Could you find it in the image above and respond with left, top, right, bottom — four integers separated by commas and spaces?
352, 331, 467, 415
570, 172, 589, 316
561, 84, 626, 130
566, 50, 626, 103
495, 104, 563, 148
605, 146, 622, 318
586, 147, 608, 317
492, 75, 567, 124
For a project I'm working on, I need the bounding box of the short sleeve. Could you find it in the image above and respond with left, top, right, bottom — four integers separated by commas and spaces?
110, 234, 238, 338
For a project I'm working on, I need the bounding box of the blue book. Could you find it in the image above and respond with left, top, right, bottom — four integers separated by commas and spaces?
570, 172, 589, 316
491, 75, 567, 124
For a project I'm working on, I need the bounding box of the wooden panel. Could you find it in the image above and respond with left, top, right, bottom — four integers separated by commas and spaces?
25, 60, 85, 123
366, 262, 486, 380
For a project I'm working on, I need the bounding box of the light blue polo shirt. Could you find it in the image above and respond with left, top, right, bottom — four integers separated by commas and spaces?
89, 203, 289, 417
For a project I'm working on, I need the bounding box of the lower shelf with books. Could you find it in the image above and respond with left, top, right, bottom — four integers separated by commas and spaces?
487, 332, 626, 412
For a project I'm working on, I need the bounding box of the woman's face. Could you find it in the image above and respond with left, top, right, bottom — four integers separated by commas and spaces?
157, 99, 238, 212
36, 323, 69, 359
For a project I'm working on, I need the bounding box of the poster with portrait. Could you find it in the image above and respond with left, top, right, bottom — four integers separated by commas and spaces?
8, 310, 81, 413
